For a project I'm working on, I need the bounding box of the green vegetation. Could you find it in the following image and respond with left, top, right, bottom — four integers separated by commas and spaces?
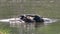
0, 0, 60, 34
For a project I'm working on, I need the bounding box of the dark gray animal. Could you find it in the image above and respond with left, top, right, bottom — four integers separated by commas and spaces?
20, 15, 44, 23
20, 14, 44, 28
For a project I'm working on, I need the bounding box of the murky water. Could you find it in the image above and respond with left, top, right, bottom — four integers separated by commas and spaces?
0, 17, 58, 28
0, 18, 59, 34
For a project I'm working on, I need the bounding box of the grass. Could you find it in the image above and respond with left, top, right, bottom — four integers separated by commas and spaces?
0, 0, 60, 34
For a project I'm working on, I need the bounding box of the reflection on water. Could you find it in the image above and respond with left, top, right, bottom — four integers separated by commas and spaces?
0, 18, 58, 34
10, 19, 58, 34
10, 22, 44, 34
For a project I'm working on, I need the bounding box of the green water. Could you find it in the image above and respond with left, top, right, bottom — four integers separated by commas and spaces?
0, 0, 60, 34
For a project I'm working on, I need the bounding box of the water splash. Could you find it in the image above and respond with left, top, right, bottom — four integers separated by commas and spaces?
42, 18, 58, 25
0, 18, 58, 25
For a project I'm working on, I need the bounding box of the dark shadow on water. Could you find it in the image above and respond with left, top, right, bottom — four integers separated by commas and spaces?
9, 22, 44, 34
35, 22, 44, 28
23, 22, 44, 34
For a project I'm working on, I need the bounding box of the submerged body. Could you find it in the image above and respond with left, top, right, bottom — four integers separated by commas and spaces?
0, 14, 57, 26
0, 17, 57, 25
20, 15, 44, 23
